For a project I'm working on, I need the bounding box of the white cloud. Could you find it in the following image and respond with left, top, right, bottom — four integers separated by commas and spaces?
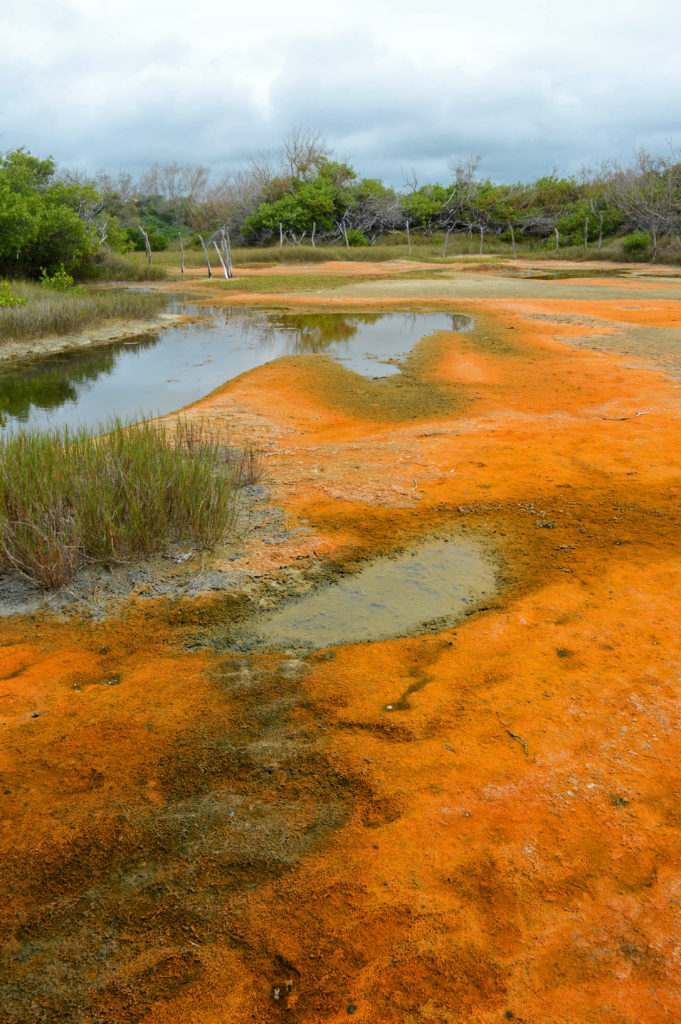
2, 0, 680, 184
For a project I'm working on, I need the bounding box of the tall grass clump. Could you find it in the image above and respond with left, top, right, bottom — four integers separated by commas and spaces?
81, 251, 169, 282
0, 418, 249, 588
0, 282, 168, 341
174, 418, 264, 487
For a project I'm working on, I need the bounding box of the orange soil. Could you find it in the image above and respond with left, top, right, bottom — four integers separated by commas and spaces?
2, 272, 681, 1023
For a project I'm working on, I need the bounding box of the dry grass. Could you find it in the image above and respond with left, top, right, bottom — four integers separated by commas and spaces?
0, 282, 167, 341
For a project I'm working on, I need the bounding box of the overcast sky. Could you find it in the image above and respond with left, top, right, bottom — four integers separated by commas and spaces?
3, 0, 680, 187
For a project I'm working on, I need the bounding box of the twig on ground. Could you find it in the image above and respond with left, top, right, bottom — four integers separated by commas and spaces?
601, 411, 649, 421
506, 729, 529, 755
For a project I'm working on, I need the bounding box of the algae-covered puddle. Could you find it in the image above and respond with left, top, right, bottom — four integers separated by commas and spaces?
244, 537, 498, 649
0, 306, 472, 433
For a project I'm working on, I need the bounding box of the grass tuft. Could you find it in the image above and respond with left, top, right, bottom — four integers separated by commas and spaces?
0, 418, 258, 588
173, 418, 264, 486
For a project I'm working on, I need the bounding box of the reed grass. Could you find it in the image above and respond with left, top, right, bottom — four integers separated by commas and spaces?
82, 251, 169, 282
0, 283, 168, 341
0, 417, 258, 588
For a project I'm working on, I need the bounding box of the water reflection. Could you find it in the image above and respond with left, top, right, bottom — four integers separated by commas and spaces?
0, 307, 473, 434
0, 336, 157, 425
226, 311, 383, 355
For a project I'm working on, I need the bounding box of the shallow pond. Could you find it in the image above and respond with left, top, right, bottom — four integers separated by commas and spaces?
0, 306, 472, 433
248, 537, 497, 649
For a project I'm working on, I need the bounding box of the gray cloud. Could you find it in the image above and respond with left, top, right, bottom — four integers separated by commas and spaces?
2, 0, 680, 187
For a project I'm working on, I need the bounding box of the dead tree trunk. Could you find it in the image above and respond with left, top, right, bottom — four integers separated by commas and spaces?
584, 217, 589, 255
178, 232, 185, 274
652, 225, 658, 262
598, 214, 603, 252
442, 229, 451, 258
406, 219, 411, 255
509, 223, 516, 260
479, 226, 484, 255
138, 226, 152, 265
554, 227, 559, 254
220, 229, 232, 279
311, 221, 316, 247
198, 234, 212, 278
342, 222, 349, 248
213, 240, 229, 280
279, 222, 284, 248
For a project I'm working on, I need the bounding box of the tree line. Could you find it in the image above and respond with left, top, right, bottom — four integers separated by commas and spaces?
2, 129, 681, 279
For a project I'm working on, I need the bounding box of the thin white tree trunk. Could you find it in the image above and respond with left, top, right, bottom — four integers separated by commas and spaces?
213, 240, 229, 279
509, 223, 516, 260
279, 222, 284, 248
311, 221, 316, 247
406, 219, 411, 254
584, 217, 589, 255
554, 227, 559, 253
652, 225, 658, 262
138, 226, 152, 265
479, 226, 484, 255
198, 234, 212, 278
442, 228, 450, 258
220, 229, 232, 278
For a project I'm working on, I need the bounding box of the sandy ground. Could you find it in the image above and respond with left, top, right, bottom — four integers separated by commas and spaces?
1, 260, 681, 1023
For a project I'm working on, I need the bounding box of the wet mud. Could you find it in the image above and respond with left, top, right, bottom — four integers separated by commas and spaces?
2, 260, 681, 1022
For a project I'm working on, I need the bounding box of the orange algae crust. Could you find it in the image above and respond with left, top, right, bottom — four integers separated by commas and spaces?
2, 264, 681, 1023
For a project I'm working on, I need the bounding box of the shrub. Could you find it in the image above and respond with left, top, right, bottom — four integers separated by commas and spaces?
39, 263, 81, 292
0, 418, 256, 588
126, 226, 170, 252
345, 228, 369, 247
0, 282, 27, 308
621, 231, 651, 255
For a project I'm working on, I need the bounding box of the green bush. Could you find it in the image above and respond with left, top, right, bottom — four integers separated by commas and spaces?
622, 231, 651, 255
125, 226, 169, 252
345, 228, 369, 246
0, 149, 103, 279
39, 263, 80, 292
0, 282, 27, 308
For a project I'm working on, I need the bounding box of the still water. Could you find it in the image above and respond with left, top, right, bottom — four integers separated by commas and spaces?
0, 306, 472, 433
249, 538, 497, 649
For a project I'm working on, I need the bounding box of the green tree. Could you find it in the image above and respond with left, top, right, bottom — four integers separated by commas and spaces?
0, 148, 106, 278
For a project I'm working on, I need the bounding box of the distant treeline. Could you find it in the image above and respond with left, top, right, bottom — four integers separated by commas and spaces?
2, 128, 681, 278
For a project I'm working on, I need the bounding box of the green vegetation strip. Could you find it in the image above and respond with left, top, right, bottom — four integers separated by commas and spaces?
212, 273, 385, 294
0, 418, 257, 588
0, 283, 167, 340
